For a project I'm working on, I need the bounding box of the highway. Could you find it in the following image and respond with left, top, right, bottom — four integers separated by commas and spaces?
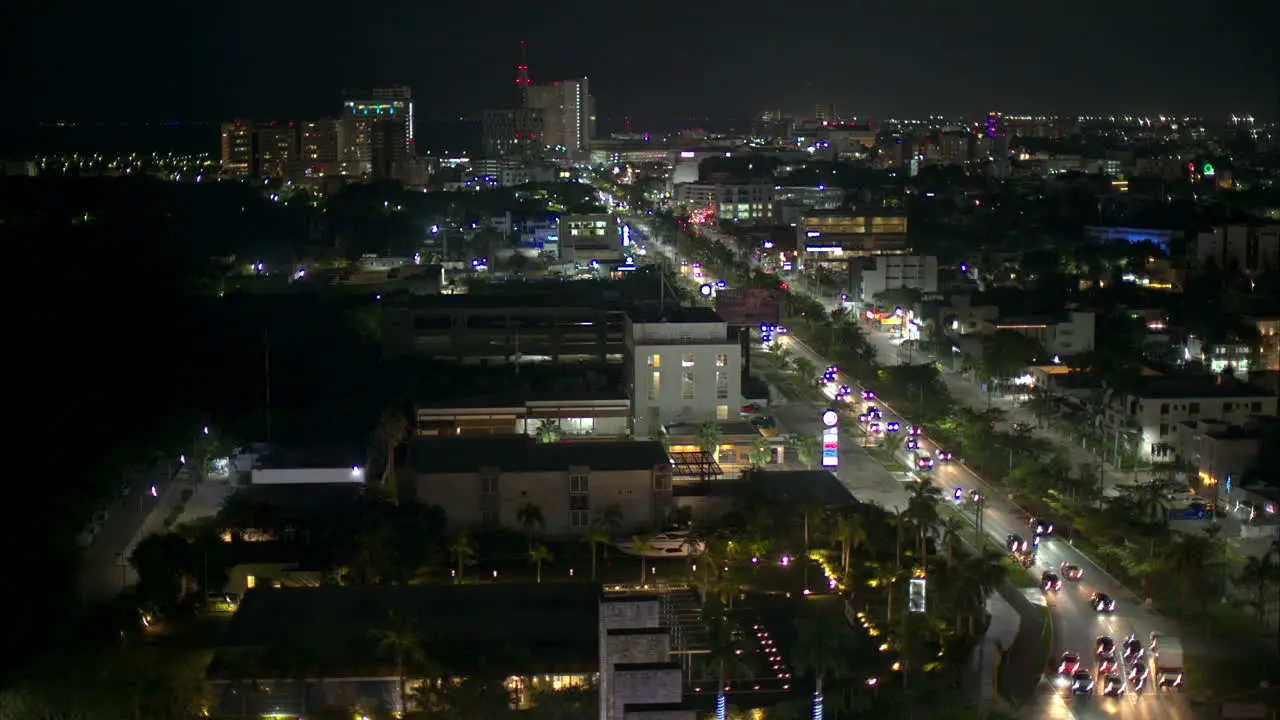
625, 214, 1200, 720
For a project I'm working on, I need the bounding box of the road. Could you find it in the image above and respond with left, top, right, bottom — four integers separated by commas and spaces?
627, 215, 1202, 720
779, 332, 1200, 720
77, 457, 180, 606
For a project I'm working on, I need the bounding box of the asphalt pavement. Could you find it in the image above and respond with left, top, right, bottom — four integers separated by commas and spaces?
77, 458, 179, 606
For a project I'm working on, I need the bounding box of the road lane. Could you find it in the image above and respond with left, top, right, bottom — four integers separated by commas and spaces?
77, 458, 176, 605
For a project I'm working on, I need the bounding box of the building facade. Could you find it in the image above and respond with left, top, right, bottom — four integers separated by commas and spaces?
626, 309, 742, 437
1195, 225, 1280, 274
528, 78, 591, 162
672, 183, 775, 223
1104, 377, 1278, 461
860, 255, 939, 303
987, 311, 1095, 356
482, 108, 546, 159
409, 437, 672, 534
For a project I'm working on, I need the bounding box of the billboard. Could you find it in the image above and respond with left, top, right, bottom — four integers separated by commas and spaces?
715, 288, 781, 326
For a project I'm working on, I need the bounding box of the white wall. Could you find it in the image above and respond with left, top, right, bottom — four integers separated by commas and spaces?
416, 469, 662, 535
1114, 392, 1278, 461
860, 255, 938, 303
630, 342, 741, 435
250, 468, 365, 485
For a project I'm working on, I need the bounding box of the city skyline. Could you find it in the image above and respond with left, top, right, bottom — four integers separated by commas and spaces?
5, 0, 1278, 129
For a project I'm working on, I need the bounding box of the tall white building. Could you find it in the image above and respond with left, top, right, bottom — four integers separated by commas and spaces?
1104, 376, 1278, 462
528, 78, 592, 162
626, 308, 742, 437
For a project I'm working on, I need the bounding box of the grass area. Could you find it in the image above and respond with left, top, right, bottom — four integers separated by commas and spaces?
1183, 651, 1280, 699
866, 446, 903, 472
1000, 557, 1039, 588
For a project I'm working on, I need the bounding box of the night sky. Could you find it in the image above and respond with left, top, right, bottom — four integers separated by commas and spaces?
7, 0, 1278, 130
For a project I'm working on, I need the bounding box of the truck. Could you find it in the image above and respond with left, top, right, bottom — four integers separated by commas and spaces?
1149, 633, 1184, 690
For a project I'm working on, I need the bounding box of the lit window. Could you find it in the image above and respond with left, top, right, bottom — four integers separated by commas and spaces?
716, 353, 728, 367
682, 353, 695, 367
716, 371, 729, 399
649, 371, 661, 400
648, 354, 661, 368
716, 404, 729, 420
682, 372, 695, 400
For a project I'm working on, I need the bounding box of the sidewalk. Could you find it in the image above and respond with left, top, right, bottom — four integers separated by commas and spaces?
968, 590, 1021, 712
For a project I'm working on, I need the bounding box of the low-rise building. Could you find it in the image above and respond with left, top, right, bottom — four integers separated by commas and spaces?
1173, 419, 1268, 498
1105, 376, 1278, 461
408, 436, 672, 534
860, 255, 938, 304
987, 311, 1095, 356
797, 210, 910, 265
626, 308, 742, 437
415, 393, 631, 438
673, 182, 775, 223
1184, 334, 1253, 378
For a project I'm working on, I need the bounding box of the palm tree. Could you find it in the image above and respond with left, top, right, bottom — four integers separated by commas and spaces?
631, 535, 654, 585
793, 434, 819, 470
834, 510, 868, 577
517, 503, 545, 549
374, 410, 409, 493
1162, 532, 1215, 617
906, 479, 942, 561
373, 611, 421, 715
705, 610, 743, 720
529, 543, 553, 584
583, 524, 610, 581
696, 421, 722, 464
747, 436, 772, 469
534, 419, 562, 443
449, 530, 476, 584
1240, 555, 1276, 622
938, 516, 965, 567
869, 561, 901, 622
792, 616, 851, 720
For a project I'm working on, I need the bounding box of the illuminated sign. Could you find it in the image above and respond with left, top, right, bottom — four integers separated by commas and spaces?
805, 246, 843, 253
805, 230, 822, 238
622, 225, 631, 247
821, 408, 839, 467
908, 577, 927, 613
700, 284, 713, 296
822, 409, 839, 427
1203, 162, 1216, 176
616, 265, 636, 272
680, 151, 696, 158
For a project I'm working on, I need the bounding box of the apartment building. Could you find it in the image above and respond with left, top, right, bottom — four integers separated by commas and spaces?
860, 255, 939, 304
626, 308, 742, 437
673, 183, 775, 224
408, 436, 672, 534
1105, 376, 1278, 461
988, 311, 1095, 355
1195, 225, 1280, 273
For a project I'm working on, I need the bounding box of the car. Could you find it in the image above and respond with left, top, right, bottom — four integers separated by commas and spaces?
1090, 593, 1116, 613
838, 385, 850, 395
1129, 662, 1148, 690
867, 407, 882, 420
857, 414, 868, 423
1030, 518, 1055, 536
1006, 534, 1028, 553
1069, 670, 1094, 695
1101, 674, 1126, 696
776, 326, 788, 335
1095, 636, 1116, 657
907, 424, 923, 436
886, 422, 901, 433
868, 423, 881, 434
861, 390, 875, 400
1011, 422, 1033, 434
936, 450, 954, 461
1098, 656, 1119, 674
1058, 652, 1082, 674
969, 489, 983, 503
1041, 571, 1062, 591
906, 438, 920, 450
1122, 636, 1144, 663
915, 455, 935, 470
1061, 562, 1083, 581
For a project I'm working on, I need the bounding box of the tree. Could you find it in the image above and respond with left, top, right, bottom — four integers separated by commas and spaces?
517, 503, 545, 549
905, 478, 942, 561
869, 562, 901, 622
373, 611, 423, 715
130, 532, 195, 607
747, 436, 772, 469
1161, 532, 1217, 617
535, 419, 563, 443
979, 330, 1045, 381
529, 543, 553, 584
582, 524, 610, 581
793, 434, 819, 470
704, 610, 744, 720
833, 509, 868, 577
792, 616, 853, 720
696, 421, 722, 463
449, 529, 477, 583
793, 356, 818, 383
938, 516, 965, 568
631, 535, 654, 585
374, 410, 410, 502
1240, 555, 1277, 622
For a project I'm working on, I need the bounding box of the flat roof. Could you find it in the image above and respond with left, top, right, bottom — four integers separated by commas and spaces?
627, 306, 725, 324
417, 390, 628, 412
206, 584, 601, 680
1134, 376, 1276, 400
407, 436, 670, 474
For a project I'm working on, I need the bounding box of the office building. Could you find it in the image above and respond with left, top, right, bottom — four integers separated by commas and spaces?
860, 255, 939, 304
341, 86, 415, 180
529, 78, 591, 162
219, 121, 298, 178
409, 436, 672, 533
297, 119, 340, 178
672, 183, 774, 224
219, 122, 254, 176
626, 307, 742, 437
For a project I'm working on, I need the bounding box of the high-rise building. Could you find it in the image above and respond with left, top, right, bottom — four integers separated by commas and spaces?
341, 87, 415, 180
298, 120, 340, 178
220, 122, 255, 176
256, 122, 298, 178
815, 100, 839, 123
482, 108, 545, 159
516, 40, 531, 108
528, 78, 591, 162
218, 121, 298, 178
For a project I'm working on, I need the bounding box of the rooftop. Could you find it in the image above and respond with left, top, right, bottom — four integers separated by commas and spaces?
406, 436, 670, 474
206, 584, 601, 681
627, 306, 725, 324
1131, 375, 1277, 400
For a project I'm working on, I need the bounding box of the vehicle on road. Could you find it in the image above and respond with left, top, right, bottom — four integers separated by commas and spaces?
615, 530, 705, 558
907, 424, 923, 436
1150, 633, 1184, 690
1069, 670, 1094, 695
1122, 635, 1144, 663
1061, 562, 1083, 581
969, 489, 983, 503
1006, 534, 1028, 553
1041, 571, 1062, 591
861, 389, 875, 400
1128, 662, 1148, 691
1058, 651, 1082, 674
1011, 422, 1034, 434
1091, 592, 1116, 613
1096, 636, 1116, 657
936, 450, 954, 461
1101, 674, 1126, 696
1029, 517, 1054, 536
914, 454, 934, 470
